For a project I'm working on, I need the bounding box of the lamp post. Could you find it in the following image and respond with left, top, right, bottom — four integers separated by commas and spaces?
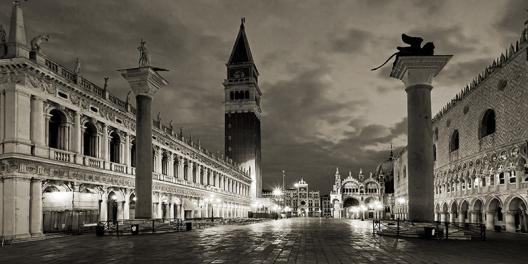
204, 195, 221, 222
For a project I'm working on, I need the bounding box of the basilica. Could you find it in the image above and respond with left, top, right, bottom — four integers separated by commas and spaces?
394, 16, 528, 233
0, 2, 262, 240
329, 168, 388, 219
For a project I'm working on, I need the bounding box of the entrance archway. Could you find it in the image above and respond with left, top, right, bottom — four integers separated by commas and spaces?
129, 194, 136, 220
450, 201, 458, 223
507, 197, 527, 232
472, 199, 483, 223
107, 192, 118, 223
460, 200, 469, 223
343, 197, 360, 219
487, 198, 503, 231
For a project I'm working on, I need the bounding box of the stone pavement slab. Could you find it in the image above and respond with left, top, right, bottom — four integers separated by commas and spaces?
1, 218, 528, 263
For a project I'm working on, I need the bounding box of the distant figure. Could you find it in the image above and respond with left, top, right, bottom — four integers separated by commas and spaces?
138, 38, 150, 67
30, 34, 50, 53
371, 34, 435, 71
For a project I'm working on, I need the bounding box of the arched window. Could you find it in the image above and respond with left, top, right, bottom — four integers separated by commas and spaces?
433, 144, 437, 161
83, 122, 98, 157
192, 164, 197, 183
450, 130, 459, 152
161, 152, 168, 175
244, 90, 249, 99
173, 156, 179, 178
479, 109, 496, 138
130, 140, 136, 167
48, 109, 67, 150
434, 127, 439, 141
183, 160, 189, 180
109, 131, 121, 163
230, 91, 234, 100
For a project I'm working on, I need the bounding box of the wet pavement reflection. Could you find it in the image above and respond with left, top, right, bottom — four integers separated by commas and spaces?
1, 218, 528, 263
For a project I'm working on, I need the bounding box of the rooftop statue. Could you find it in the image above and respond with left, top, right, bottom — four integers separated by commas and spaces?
371, 34, 435, 71
138, 38, 150, 67
30, 34, 50, 53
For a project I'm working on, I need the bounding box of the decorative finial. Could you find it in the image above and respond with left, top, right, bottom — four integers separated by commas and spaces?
103, 77, 109, 90
138, 38, 150, 67
241, 17, 246, 25
30, 35, 50, 53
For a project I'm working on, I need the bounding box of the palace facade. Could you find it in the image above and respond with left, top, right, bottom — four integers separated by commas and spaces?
0, 3, 256, 240
394, 17, 528, 232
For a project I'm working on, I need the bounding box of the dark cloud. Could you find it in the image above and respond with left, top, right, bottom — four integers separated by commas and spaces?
0, 0, 512, 193
495, 0, 527, 40
330, 27, 373, 53
439, 57, 493, 87
408, 25, 479, 54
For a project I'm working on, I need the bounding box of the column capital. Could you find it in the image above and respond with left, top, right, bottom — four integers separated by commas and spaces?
118, 67, 169, 98
390, 55, 452, 87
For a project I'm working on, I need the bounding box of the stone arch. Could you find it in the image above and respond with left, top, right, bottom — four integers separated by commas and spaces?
83, 121, 98, 157
506, 196, 528, 232
441, 202, 448, 213
129, 192, 136, 220
107, 191, 119, 222
48, 109, 68, 150
460, 200, 469, 222
450, 200, 458, 214
109, 130, 121, 163
161, 151, 169, 175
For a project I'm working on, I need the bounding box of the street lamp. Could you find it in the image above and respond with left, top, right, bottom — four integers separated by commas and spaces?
204, 195, 221, 222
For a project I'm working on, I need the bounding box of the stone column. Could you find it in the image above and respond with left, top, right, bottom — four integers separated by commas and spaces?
99, 195, 108, 221
486, 211, 495, 230
30, 96, 46, 156
124, 133, 130, 167
1, 177, 32, 240
458, 212, 465, 223
178, 158, 184, 180
196, 165, 201, 185
73, 111, 82, 163
101, 124, 108, 161
29, 178, 42, 236
390, 55, 451, 222
505, 211, 516, 232
120, 66, 168, 219
187, 161, 193, 182
167, 153, 174, 177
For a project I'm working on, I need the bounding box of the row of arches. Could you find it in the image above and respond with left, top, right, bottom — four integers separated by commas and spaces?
41, 182, 249, 233
48, 109, 124, 163
229, 90, 250, 100
435, 196, 528, 232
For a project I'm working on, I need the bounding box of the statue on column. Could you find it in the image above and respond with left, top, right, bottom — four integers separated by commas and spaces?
371, 34, 435, 71
138, 38, 150, 67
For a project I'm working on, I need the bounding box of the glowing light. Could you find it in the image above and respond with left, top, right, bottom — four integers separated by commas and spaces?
272, 188, 283, 196
111, 195, 117, 201
132, 197, 137, 201
359, 205, 367, 212
294, 183, 299, 188
396, 197, 406, 205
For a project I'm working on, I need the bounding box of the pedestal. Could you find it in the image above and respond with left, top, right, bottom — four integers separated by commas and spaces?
120, 66, 168, 219
391, 55, 452, 222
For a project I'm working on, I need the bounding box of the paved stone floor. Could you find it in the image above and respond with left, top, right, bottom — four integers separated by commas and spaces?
1, 218, 528, 263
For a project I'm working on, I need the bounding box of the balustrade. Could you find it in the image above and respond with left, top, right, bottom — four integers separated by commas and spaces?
50, 148, 74, 163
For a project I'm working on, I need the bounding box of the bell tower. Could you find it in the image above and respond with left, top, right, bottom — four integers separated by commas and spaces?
224, 18, 262, 198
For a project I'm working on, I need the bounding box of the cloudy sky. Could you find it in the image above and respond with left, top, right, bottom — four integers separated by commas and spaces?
2, 0, 526, 192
